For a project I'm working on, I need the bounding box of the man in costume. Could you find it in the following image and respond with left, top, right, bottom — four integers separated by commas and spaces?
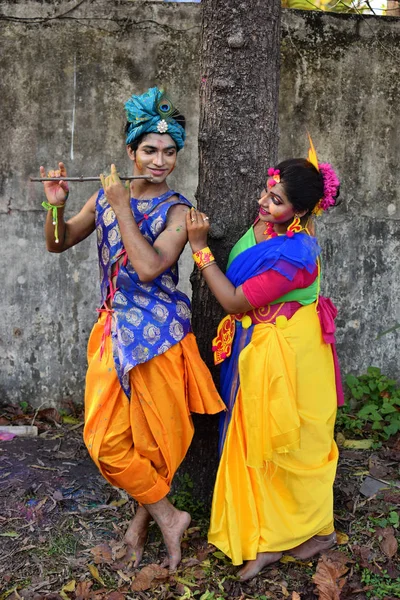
41, 87, 224, 570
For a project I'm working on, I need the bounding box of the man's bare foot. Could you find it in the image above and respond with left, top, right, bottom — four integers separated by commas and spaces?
237, 551, 283, 581
144, 498, 191, 572
288, 532, 337, 560
159, 509, 191, 571
124, 505, 151, 568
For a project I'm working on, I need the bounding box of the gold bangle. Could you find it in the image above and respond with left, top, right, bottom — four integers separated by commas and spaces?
200, 260, 216, 271
193, 246, 215, 270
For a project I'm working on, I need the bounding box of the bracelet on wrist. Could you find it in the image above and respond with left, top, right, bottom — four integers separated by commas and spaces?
193, 246, 216, 270
199, 261, 216, 272
42, 201, 65, 244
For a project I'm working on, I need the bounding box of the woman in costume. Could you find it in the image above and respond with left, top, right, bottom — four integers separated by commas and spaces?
186, 140, 342, 581
41, 87, 225, 571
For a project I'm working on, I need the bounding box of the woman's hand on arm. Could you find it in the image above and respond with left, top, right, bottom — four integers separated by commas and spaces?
186, 209, 252, 314
41, 162, 96, 252
101, 165, 190, 282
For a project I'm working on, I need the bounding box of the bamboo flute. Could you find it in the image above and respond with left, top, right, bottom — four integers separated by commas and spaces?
30, 175, 153, 182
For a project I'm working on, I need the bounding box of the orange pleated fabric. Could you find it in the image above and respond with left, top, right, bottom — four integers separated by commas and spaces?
84, 314, 225, 504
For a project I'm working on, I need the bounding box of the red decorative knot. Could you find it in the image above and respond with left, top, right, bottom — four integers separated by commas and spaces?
143, 214, 149, 220
264, 222, 278, 238
286, 230, 295, 238
220, 352, 227, 360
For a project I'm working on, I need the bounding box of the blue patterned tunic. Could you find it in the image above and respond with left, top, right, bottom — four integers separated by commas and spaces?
95, 188, 193, 398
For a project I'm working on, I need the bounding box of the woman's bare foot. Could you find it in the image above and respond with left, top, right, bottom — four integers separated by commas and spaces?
144, 498, 191, 571
288, 532, 337, 560
237, 551, 283, 581
124, 505, 151, 568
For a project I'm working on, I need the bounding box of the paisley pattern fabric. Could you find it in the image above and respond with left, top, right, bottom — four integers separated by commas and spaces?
95, 188, 193, 398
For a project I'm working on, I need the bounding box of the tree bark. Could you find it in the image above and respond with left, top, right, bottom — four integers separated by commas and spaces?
182, 0, 281, 504
193, 0, 282, 364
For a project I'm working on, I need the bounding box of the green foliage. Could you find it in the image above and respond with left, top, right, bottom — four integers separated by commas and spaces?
361, 568, 400, 599
47, 533, 78, 556
170, 473, 207, 522
369, 509, 400, 529
282, 0, 371, 12
19, 400, 29, 413
336, 367, 400, 441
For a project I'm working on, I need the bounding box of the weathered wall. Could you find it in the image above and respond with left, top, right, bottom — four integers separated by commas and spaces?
0, 1, 399, 407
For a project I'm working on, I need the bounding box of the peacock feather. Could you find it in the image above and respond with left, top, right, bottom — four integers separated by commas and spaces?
156, 90, 180, 120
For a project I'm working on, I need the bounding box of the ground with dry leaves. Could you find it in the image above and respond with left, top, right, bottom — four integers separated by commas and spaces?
0, 403, 399, 600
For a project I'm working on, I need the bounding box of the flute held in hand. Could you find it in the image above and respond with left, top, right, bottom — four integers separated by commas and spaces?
30, 175, 153, 182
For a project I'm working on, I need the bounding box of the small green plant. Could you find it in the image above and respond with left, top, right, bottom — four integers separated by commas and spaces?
369, 509, 400, 529
361, 568, 400, 599
170, 473, 207, 521
199, 593, 225, 600
47, 533, 78, 557
19, 400, 29, 413
336, 367, 400, 441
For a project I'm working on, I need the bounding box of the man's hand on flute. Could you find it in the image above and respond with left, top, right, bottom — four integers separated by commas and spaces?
39, 162, 69, 206
99, 164, 131, 216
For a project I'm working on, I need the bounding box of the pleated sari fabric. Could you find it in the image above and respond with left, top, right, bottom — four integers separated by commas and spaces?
208, 304, 338, 564
208, 229, 339, 565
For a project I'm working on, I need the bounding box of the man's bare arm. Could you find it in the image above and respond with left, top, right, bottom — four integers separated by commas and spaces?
114, 202, 190, 281
45, 193, 97, 253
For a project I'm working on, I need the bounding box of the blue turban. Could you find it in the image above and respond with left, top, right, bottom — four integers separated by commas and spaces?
124, 87, 186, 151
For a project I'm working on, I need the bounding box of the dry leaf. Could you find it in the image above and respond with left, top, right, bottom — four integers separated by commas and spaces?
88, 563, 106, 586
105, 593, 125, 600
280, 554, 312, 567
117, 570, 132, 583
196, 543, 216, 561
192, 567, 206, 579
335, 432, 346, 447
75, 580, 92, 600
292, 593, 301, 600
111, 540, 128, 561
342, 439, 374, 449
379, 528, 398, 559
30, 464, 57, 471
313, 554, 349, 600
62, 581, 76, 592
336, 532, 349, 545
281, 585, 290, 597
131, 564, 169, 592
38, 407, 62, 423
59, 580, 76, 600
180, 557, 201, 568
109, 498, 128, 507
280, 555, 296, 564
90, 543, 113, 564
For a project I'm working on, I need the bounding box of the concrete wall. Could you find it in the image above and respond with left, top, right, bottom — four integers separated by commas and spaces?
0, 1, 399, 407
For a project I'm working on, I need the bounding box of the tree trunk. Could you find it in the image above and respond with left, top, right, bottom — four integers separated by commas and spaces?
193, 0, 281, 363
182, 0, 282, 504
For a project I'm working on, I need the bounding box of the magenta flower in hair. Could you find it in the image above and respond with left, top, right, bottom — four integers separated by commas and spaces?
313, 163, 340, 216
267, 168, 280, 189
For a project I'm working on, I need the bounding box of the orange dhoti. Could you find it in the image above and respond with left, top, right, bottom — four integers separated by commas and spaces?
84, 314, 225, 504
